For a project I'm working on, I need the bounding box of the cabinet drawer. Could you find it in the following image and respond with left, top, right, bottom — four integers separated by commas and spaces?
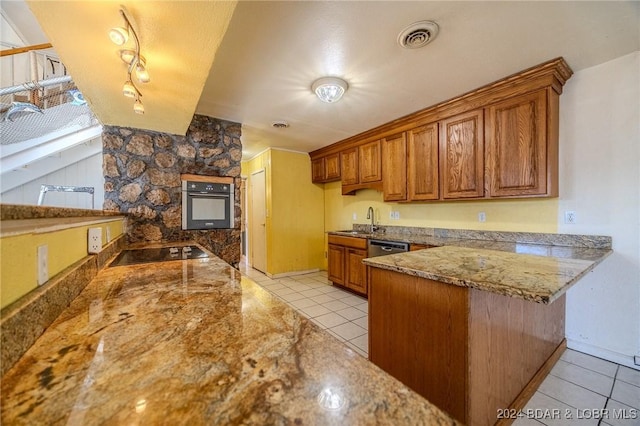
328, 235, 368, 250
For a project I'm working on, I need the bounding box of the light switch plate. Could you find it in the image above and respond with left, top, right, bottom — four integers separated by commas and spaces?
88, 227, 102, 254
37, 245, 48, 285
478, 212, 486, 223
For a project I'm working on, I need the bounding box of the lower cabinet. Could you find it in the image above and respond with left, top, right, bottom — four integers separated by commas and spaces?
328, 235, 368, 296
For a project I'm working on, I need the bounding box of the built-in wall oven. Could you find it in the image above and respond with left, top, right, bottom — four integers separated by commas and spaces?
181, 180, 234, 230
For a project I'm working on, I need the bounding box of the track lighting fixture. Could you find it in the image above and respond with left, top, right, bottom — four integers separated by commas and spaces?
109, 8, 149, 114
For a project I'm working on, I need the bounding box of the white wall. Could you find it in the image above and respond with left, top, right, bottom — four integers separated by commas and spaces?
559, 51, 640, 368
0, 152, 104, 209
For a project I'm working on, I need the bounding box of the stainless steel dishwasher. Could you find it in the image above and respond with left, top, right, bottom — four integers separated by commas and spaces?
368, 239, 409, 257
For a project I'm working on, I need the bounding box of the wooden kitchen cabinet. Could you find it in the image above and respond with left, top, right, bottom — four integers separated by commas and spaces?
311, 157, 325, 183
327, 243, 345, 285
327, 235, 368, 296
408, 123, 439, 201
485, 89, 556, 197
340, 148, 359, 186
382, 132, 407, 201
345, 248, 368, 294
368, 267, 566, 425
311, 153, 341, 183
439, 109, 484, 199
310, 58, 570, 200
359, 140, 382, 183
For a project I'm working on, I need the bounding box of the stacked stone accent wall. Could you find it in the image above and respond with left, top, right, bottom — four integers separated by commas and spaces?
102, 115, 242, 266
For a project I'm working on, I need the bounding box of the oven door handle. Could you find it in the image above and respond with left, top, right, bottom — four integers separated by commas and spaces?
187, 193, 229, 198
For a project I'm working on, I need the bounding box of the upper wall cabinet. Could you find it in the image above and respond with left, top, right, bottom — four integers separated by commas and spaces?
382, 133, 407, 201
408, 123, 439, 201
309, 57, 572, 201
359, 140, 382, 183
340, 141, 383, 194
311, 152, 341, 183
485, 89, 555, 197
440, 110, 484, 199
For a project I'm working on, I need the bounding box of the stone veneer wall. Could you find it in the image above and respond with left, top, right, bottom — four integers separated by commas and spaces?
102, 115, 242, 266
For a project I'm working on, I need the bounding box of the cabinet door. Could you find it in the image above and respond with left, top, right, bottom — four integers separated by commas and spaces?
311, 157, 325, 183
439, 110, 484, 199
346, 248, 367, 295
382, 132, 407, 201
408, 123, 439, 201
325, 153, 341, 181
341, 148, 359, 185
485, 90, 548, 197
328, 244, 345, 285
359, 140, 382, 183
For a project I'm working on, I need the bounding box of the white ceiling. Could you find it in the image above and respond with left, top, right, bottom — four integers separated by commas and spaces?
4, 1, 640, 159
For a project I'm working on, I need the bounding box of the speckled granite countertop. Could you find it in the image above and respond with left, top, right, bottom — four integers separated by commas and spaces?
334, 227, 612, 304
1, 245, 457, 425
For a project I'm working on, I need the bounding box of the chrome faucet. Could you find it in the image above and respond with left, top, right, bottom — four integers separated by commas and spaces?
367, 206, 378, 233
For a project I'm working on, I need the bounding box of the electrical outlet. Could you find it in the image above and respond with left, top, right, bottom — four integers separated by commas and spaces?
105, 226, 112, 243
88, 227, 102, 254
37, 245, 48, 285
564, 211, 576, 224
389, 211, 394, 219
352, 212, 357, 220
478, 212, 486, 223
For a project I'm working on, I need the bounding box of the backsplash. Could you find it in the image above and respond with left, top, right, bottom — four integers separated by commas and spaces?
102, 115, 242, 266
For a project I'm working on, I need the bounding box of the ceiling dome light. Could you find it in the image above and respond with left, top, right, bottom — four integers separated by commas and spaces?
123, 80, 137, 98
109, 26, 129, 46
312, 77, 348, 103
133, 99, 145, 114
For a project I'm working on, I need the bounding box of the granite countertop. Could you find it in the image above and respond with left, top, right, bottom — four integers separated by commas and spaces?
331, 229, 612, 303
1, 246, 457, 425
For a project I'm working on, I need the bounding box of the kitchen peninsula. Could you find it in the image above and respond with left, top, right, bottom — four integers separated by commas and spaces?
362, 231, 612, 426
1, 243, 457, 425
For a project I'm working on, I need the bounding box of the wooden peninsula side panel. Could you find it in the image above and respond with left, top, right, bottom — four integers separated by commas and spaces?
368, 267, 566, 426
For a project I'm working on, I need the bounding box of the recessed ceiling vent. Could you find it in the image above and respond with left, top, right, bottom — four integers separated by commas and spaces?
271, 120, 290, 129
398, 20, 439, 49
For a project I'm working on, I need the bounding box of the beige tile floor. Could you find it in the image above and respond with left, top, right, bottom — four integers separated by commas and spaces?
240, 265, 640, 426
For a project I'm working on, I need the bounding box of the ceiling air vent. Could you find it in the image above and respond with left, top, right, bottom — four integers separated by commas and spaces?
398, 20, 439, 49
271, 120, 290, 129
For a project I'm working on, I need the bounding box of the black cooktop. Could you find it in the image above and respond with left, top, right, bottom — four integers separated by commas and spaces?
108, 245, 209, 267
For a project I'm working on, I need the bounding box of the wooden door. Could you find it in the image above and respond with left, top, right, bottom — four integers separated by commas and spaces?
250, 169, 267, 273
382, 132, 407, 201
485, 90, 548, 197
408, 123, 439, 201
324, 153, 341, 181
311, 158, 325, 183
340, 148, 359, 185
328, 244, 345, 285
358, 140, 382, 183
346, 248, 367, 295
439, 110, 484, 199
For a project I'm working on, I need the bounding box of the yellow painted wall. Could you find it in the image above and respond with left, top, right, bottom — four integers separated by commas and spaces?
242, 149, 325, 276
0, 220, 124, 309
323, 181, 558, 268
269, 150, 325, 275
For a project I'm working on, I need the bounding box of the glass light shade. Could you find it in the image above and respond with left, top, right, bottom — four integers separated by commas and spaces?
135, 64, 150, 83
312, 77, 348, 103
119, 49, 136, 64
123, 80, 137, 98
109, 27, 129, 46
133, 99, 145, 114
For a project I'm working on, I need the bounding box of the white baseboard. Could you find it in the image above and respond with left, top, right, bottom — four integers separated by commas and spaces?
567, 339, 640, 371
267, 268, 320, 279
